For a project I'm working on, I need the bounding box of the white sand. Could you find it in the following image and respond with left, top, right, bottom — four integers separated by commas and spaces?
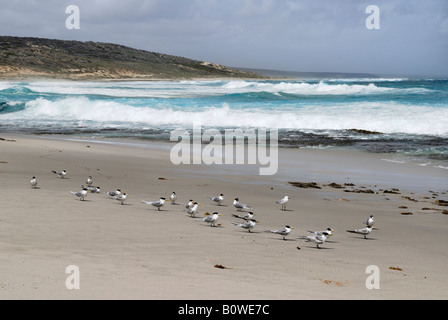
0, 135, 447, 300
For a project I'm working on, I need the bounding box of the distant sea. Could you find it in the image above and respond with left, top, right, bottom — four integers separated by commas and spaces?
1, 76, 447, 168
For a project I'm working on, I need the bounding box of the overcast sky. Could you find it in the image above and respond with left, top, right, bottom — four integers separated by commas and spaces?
1, 0, 447, 77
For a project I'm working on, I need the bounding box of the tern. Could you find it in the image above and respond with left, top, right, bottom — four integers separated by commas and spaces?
70, 188, 88, 201
142, 197, 168, 211
185, 202, 199, 217
233, 198, 252, 212
198, 212, 222, 227
300, 232, 330, 249
275, 196, 290, 211
266, 225, 295, 240
185, 200, 194, 209
365, 215, 375, 227
114, 193, 127, 205
82, 185, 101, 194
170, 192, 177, 205
232, 219, 257, 232
30, 177, 38, 189
347, 226, 373, 239
106, 189, 122, 198
52, 170, 67, 179
86, 176, 93, 186
232, 212, 255, 221
307, 228, 335, 237
209, 194, 224, 206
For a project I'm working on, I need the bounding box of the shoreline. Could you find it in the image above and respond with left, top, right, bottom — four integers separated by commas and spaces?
5, 133, 447, 193
1, 133, 447, 300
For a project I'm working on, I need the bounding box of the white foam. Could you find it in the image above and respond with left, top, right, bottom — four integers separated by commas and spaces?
21, 80, 433, 98
2, 97, 447, 137
0, 82, 13, 91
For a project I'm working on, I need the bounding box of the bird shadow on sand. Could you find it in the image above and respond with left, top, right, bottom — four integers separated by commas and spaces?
198, 224, 224, 228
347, 236, 378, 241
271, 237, 297, 242
304, 245, 335, 250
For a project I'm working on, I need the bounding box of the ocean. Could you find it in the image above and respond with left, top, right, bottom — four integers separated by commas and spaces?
1, 78, 447, 168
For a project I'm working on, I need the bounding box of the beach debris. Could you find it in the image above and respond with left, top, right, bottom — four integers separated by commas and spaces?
399, 206, 408, 209
389, 266, 404, 271
320, 279, 343, 287
442, 210, 448, 215
402, 196, 419, 202
0, 161, 8, 164
401, 212, 413, 215
421, 207, 441, 211
214, 264, 231, 270
339, 198, 350, 202
158, 177, 167, 180
0, 137, 16, 142
288, 182, 321, 189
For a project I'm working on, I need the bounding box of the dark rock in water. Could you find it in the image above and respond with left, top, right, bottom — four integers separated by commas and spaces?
383, 189, 401, 194
347, 129, 383, 135
288, 182, 321, 189
435, 200, 448, 206
344, 189, 375, 194
327, 183, 344, 189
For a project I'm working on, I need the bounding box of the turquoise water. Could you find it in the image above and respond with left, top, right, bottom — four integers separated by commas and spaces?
1, 78, 447, 162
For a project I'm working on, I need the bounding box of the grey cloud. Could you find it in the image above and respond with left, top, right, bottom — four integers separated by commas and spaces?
0, 0, 446, 76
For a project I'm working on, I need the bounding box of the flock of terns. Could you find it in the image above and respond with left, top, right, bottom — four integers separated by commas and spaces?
30, 171, 377, 249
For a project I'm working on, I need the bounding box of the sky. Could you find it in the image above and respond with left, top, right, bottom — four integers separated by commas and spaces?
1, 0, 447, 77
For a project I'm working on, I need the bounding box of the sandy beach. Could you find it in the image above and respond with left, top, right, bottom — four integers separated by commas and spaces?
0, 134, 447, 300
